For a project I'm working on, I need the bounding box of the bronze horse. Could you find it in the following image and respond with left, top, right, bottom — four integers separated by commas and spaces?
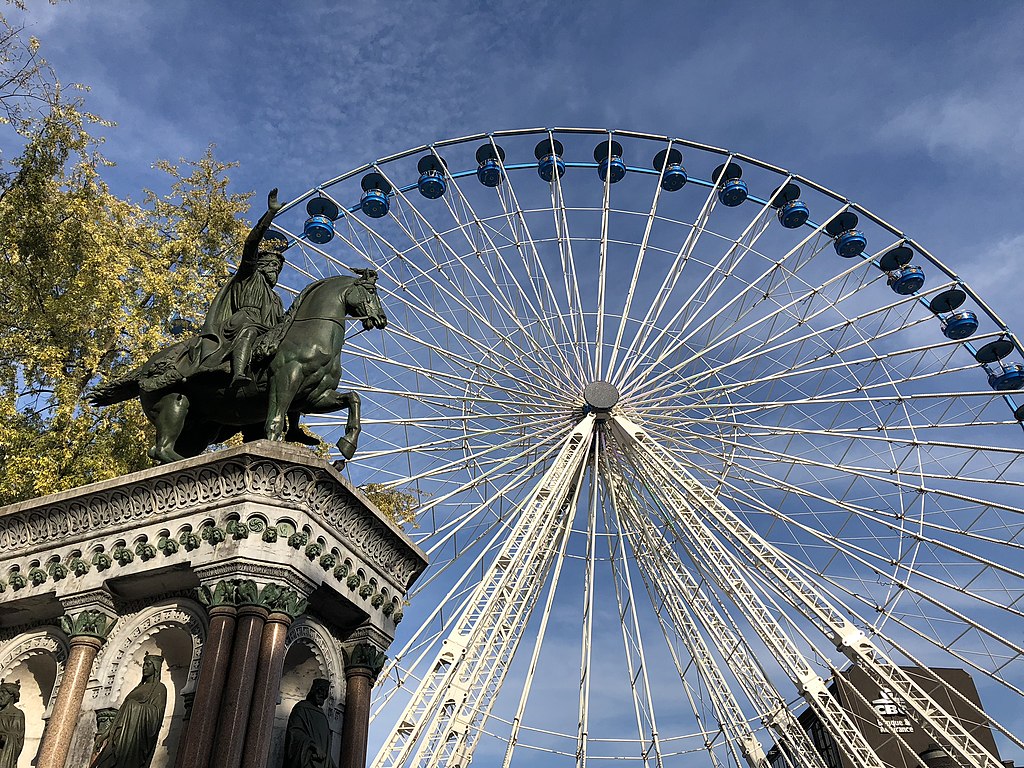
90, 271, 387, 465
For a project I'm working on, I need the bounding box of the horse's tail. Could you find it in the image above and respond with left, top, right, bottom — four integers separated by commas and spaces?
89, 370, 142, 406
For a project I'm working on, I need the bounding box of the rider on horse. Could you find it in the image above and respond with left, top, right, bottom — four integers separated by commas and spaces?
202, 189, 286, 386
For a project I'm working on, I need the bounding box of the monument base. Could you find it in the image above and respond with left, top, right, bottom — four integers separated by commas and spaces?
0, 440, 427, 768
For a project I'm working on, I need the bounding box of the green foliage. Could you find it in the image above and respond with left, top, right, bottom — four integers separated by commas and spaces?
0, 16, 251, 503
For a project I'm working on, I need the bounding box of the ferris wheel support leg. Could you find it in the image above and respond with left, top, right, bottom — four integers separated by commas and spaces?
603, 451, 829, 768
610, 414, 1003, 768
372, 415, 597, 768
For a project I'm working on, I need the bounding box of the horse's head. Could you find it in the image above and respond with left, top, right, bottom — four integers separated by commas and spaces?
346, 269, 388, 331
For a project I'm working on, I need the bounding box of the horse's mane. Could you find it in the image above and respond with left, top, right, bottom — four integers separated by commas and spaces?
284, 272, 366, 319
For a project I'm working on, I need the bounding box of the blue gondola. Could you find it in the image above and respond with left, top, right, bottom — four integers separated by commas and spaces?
304, 197, 339, 244
825, 211, 867, 257
887, 265, 926, 295
476, 143, 506, 187
941, 310, 979, 340
653, 148, 687, 191
989, 364, 1024, 391
771, 183, 808, 228
595, 140, 626, 183
360, 173, 392, 218
778, 200, 809, 228
417, 155, 447, 199
713, 162, 746, 207
536, 139, 566, 182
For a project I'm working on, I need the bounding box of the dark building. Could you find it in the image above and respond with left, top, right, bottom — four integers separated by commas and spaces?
768, 667, 1001, 768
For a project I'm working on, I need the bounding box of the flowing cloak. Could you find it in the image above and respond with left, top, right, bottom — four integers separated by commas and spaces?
284, 700, 335, 768
0, 705, 24, 768
92, 679, 167, 768
202, 267, 285, 342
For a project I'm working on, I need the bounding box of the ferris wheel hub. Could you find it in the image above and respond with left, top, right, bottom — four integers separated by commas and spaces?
583, 380, 620, 412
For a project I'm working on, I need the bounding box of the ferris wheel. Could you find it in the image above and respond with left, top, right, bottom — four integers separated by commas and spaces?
270, 128, 1024, 768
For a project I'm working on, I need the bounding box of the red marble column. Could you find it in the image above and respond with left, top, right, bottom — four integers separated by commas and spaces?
36, 635, 103, 768
175, 604, 237, 768
212, 604, 268, 768
339, 644, 387, 768
240, 611, 294, 768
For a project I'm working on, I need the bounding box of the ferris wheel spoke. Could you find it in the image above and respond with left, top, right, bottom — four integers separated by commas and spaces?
333, 194, 571, 385
674, 282, 967, 402
373, 435, 580, 716
728, 520, 1024, 756
373, 417, 596, 768
634, 331, 978, 417
345, 335, 570, 409
431, 149, 582, 385
600, 468, 666, 768
700, 465, 1024, 658
611, 165, 724, 385
609, 423, 890, 768
482, 138, 591, 382
688, 426, 1024, 521
624, 242, 902, 402
618, 188, 808, 388
604, 140, 676, 382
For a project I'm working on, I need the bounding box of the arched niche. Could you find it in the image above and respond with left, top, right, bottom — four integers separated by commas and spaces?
78, 599, 207, 768
270, 618, 345, 768
0, 627, 68, 768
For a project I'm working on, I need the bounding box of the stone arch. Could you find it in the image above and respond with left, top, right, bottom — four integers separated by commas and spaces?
0, 626, 68, 768
82, 599, 207, 768
272, 617, 345, 767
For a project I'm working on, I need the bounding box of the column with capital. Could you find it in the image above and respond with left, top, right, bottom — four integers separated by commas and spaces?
240, 585, 309, 768
175, 578, 244, 768
211, 580, 269, 768
339, 642, 388, 768
36, 608, 117, 768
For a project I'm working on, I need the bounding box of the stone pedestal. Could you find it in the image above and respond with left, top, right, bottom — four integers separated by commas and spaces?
0, 441, 428, 768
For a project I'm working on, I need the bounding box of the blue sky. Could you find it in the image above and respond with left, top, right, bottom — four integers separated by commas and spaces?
11, 1, 1024, 763
15, 1, 1024, 334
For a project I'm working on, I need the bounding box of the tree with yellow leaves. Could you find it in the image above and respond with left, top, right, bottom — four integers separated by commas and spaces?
0, 13, 251, 503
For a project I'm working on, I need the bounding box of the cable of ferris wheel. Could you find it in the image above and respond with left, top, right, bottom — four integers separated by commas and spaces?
609, 157, 726, 386
612, 179, 793, 386
373, 163, 581, 390
620, 235, 898, 402
608, 446, 834, 768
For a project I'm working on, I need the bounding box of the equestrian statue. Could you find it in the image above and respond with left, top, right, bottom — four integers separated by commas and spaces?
90, 189, 387, 466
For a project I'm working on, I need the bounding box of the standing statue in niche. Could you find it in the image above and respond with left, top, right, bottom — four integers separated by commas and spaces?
89, 188, 387, 468
284, 678, 336, 768
91, 655, 167, 768
0, 681, 24, 768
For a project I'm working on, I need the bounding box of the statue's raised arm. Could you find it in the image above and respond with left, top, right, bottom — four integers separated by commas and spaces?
240, 188, 285, 270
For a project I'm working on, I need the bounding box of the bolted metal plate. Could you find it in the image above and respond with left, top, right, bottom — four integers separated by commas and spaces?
583, 380, 620, 411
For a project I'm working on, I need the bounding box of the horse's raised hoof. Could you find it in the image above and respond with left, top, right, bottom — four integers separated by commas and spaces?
336, 436, 358, 461
332, 459, 347, 471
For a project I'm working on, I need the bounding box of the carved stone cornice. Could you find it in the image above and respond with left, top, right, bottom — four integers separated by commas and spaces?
0, 441, 428, 593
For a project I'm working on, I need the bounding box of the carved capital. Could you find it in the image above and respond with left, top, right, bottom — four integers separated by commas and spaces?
59, 609, 117, 640
197, 578, 252, 608
262, 584, 309, 618
342, 642, 387, 683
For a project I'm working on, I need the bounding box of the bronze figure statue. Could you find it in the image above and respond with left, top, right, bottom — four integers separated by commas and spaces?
0, 681, 24, 768
284, 678, 335, 768
90, 189, 387, 465
91, 654, 167, 768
